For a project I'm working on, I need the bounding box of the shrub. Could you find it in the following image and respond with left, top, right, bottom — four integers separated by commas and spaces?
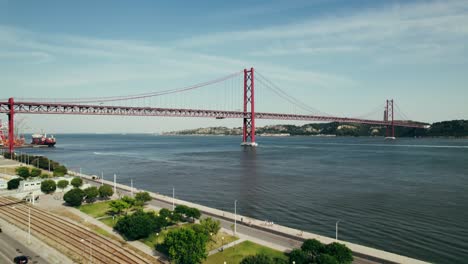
63, 188, 85, 206
84, 186, 99, 203
70, 177, 83, 188
57, 180, 69, 190
7, 178, 22, 190
15, 167, 30, 178
40, 173, 49, 179
98, 185, 113, 199
30, 168, 42, 177
114, 210, 157, 240
163, 227, 208, 264
40, 180, 57, 194
53, 165, 68, 176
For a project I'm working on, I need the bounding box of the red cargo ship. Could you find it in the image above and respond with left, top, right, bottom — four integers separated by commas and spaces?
31, 133, 56, 147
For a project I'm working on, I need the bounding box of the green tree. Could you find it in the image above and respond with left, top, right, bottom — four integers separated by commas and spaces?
199, 217, 220, 235
98, 185, 113, 199
301, 239, 325, 259
159, 208, 172, 218
174, 204, 190, 215
7, 178, 22, 190
163, 227, 208, 264
40, 180, 57, 194
186, 207, 201, 222
316, 254, 339, 264
30, 168, 42, 177
15, 167, 30, 179
324, 242, 353, 264
40, 173, 49, 179
288, 248, 308, 264
70, 177, 83, 188
121, 196, 136, 207
57, 180, 69, 191
114, 210, 156, 240
121, 196, 136, 213
135, 192, 151, 204
53, 165, 68, 176
63, 188, 85, 206
108, 199, 130, 216
240, 254, 272, 264
84, 186, 99, 203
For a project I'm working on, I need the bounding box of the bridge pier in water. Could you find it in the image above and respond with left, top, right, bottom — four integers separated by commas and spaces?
241, 68, 258, 147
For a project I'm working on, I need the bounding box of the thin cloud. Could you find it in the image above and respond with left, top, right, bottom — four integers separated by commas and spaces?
175, 0, 468, 62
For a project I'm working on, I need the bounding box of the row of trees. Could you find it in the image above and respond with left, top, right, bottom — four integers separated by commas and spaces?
238, 239, 353, 264
64, 184, 114, 206
3, 153, 68, 176
112, 202, 201, 241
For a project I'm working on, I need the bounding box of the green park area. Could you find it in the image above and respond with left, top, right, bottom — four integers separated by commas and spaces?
73, 189, 353, 264
204, 240, 288, 264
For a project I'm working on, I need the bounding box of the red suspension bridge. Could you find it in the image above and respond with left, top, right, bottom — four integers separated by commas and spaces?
1, 67, 425, 153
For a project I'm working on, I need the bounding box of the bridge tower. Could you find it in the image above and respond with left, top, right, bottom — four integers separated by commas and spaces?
241, 68, 257, 147
8, 97, 15, 154
385, 99, 395, 138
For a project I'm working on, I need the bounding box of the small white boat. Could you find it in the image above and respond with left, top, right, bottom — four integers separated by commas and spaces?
385, 137, 396, 140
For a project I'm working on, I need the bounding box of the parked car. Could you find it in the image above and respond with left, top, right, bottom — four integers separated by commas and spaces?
13, 255, 28, 264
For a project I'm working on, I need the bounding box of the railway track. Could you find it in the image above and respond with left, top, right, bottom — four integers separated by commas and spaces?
0, 196, 155, 264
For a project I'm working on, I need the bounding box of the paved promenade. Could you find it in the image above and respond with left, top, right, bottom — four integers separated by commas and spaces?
75, 171, 429, 264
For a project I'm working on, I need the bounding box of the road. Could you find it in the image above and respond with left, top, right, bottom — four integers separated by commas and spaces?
0, 230, 48, 264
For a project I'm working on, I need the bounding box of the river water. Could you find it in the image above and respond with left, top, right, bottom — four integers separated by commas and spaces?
23, 134, 468, 263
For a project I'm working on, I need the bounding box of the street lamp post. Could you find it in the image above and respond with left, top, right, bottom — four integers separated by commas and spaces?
101, 172, 104, 186
172, 186, 175, 210
234, 200, 237, 236
113, 174, 117, 196
131, 179, 133, 196
336, 220, 341, 240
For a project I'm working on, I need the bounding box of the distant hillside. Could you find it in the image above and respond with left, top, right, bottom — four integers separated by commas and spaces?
163, 120, 468, 138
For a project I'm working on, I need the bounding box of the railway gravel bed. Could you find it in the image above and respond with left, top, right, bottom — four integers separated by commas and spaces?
0, 196, 156, 264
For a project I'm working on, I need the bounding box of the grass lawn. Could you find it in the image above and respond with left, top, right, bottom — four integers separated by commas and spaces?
206, 231, 238, 252
79, 201, 111, 218
100, 216, 121, 228
204, 240, 288, 264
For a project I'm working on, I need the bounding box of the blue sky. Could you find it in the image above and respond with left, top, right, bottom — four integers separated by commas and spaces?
0, 0, 467, 133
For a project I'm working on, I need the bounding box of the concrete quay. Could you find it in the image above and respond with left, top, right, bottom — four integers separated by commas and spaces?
74, 171, 429, 264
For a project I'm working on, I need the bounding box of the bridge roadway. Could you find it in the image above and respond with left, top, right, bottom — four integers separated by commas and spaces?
0, 101, 425, 128
79, 173, 428, 264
